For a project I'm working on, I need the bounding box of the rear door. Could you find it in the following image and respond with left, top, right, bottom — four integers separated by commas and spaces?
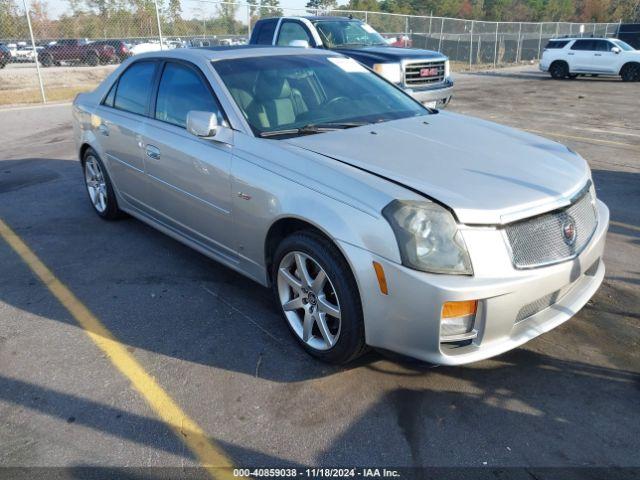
139, 60, 235, 256
568, 39, 595, 71
95, 60, 158, 210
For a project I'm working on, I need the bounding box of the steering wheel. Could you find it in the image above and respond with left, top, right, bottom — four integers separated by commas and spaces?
325, 96, 350, 108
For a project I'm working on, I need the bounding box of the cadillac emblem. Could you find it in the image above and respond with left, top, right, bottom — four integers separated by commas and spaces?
562, 217, 577, 246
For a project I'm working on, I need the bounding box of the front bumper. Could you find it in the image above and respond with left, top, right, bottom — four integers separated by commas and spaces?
404, 82, 454, 108
340, 199, 609, 365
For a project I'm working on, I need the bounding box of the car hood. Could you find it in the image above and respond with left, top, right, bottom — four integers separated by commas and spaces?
284, 112, 591, 225
332, 46, 445, 63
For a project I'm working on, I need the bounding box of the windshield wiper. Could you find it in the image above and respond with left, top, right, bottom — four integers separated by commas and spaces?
259, 122, 369, 138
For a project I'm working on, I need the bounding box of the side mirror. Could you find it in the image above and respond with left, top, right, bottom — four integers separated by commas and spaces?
187, 110, 218, 138
289, 39, 310, 48
611, 46, 621, 54
186, 110, 233, 145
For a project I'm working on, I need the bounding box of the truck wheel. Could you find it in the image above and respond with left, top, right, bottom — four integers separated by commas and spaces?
621, 63, 640, 82
39, 53, 53, 67
85, 51, 99, 67
550, 61, 568, 80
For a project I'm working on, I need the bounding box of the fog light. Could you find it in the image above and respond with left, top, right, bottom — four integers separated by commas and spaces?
441, 300, 477, 341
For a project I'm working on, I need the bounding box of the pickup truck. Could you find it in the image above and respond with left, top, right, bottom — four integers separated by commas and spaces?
38, 39, 116, 67
249, 16, 453, 108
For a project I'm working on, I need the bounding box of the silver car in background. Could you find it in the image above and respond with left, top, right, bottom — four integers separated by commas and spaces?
72, 47, 609, 365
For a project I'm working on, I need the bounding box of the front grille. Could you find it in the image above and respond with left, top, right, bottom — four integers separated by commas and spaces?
505, 187, 598, 269
515, 282, 575, 323
404, 60, 445, 87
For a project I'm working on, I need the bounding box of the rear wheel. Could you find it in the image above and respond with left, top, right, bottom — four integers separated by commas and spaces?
82, 148, 124, 220
550, 61, 569, 79
272, 232, 367, 364
39, 53, 53, 67
621, 63, 640, 82
85, 51, 99, 66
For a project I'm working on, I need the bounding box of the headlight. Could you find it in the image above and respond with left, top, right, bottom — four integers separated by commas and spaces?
444, 59, 450, 78
373, 63, 402, 84
382, 200, 473, 275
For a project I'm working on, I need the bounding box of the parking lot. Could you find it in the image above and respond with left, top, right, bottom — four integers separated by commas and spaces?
0, 65, 639, 476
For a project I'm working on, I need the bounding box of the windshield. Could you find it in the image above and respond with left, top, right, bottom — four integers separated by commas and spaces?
313, 20, 387, 47
214, 55, 428, 138
612, 39, 635, 51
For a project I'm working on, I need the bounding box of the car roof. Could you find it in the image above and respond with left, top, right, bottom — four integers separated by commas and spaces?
132, 46, 341, 62
548, 37, 612, 41
261, 15, 355, 22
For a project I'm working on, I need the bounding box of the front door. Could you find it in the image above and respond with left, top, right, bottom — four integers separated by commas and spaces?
140, 60, 235, 258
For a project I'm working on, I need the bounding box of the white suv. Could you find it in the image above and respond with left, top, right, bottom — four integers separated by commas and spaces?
540, 38, 640, 81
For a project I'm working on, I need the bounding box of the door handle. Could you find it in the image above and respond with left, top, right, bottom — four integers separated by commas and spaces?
567, 52, 574, 55
97, 124, 109, 136
594, 53, 602, 56
145, 145, 160, 160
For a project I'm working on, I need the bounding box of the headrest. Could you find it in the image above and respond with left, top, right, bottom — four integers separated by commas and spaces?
254, 71, 292, 100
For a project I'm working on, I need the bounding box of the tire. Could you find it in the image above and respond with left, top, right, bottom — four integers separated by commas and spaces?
0, 62, 5, 69
82, 148, 124, 220
271, 231, 367, 364
620, 63, 640, 82
85, 51, 99, 66
550, 61, 569, 79
39, 53, 53, 67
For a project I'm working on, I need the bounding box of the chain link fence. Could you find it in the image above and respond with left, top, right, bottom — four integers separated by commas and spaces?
0, 0, 621, 105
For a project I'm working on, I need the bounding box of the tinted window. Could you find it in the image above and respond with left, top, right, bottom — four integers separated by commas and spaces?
255, 20, 277, 45
571, 40, 595, 51
114, 61, 156, 115
277, 21, 312, 46
545, 40, 569, 49
155, 62, 221, 128
314, 21, 387, 47
594, 40, 613, 52
103, 82, 116, 107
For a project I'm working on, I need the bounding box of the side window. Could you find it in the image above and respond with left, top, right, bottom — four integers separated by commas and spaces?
155, 62, 221, 128
255, 20, 277, 45
571, 40, 594, 51
595, 40, 612, 52
277, 21, 312, 46
114, 61, 156, 115
103, 82, 116, 107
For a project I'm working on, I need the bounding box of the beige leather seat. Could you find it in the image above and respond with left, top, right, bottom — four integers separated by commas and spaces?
247, 71, 307, 129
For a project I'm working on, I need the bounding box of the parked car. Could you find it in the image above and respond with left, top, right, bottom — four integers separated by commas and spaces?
249, 16, 453, 109
540, 37, 640, 81
38, 38, 116, 67
72, 47, 608, 365
0, 43, 10, 68
130, 41, 163, 55
91, 40, 131, 62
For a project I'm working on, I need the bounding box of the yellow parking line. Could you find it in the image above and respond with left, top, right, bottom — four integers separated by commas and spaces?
0, 218, 236, 480
524, 128, 638, 148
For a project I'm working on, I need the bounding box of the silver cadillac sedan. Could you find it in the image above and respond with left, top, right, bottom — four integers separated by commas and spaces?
72, 47, 609, 365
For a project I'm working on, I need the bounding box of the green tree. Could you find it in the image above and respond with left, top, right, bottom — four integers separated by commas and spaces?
260, 0, 283, 18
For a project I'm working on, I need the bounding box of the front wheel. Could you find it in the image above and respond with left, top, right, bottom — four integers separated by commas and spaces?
272, 232, 367, 364
621, 63, 640, 82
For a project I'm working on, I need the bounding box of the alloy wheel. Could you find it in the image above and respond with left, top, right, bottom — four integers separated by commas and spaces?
277, 251, 342, 351
84, 155, 108, 213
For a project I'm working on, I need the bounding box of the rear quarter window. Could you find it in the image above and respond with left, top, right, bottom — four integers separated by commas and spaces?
254, 20, 277, 45
113, 61, 157, 116
545, 40, 569, 49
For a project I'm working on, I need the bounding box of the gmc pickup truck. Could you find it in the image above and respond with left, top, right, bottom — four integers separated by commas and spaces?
249, 16, 453, 108
38, 39, 116, 67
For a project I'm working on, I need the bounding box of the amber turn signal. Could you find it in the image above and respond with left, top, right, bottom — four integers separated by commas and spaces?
442, 300, 477, 318
372, 261, 389, 295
